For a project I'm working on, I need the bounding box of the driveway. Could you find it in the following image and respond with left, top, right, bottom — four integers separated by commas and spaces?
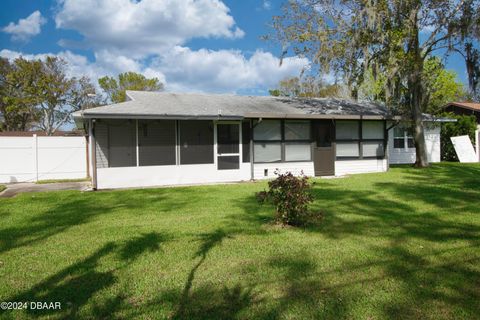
0, 181, 91, 198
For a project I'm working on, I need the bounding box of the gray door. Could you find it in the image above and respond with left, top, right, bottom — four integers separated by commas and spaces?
313, 120, 335, 176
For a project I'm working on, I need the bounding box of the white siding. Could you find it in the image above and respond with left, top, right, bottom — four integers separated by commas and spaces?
96, 162, 251, 189
335, 159, 388, 176
253, 162, 315, 180
388, 123, 441, 164
0, 136, 87, 183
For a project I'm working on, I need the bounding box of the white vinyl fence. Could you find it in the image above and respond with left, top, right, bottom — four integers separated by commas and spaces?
0, 135, 88, 183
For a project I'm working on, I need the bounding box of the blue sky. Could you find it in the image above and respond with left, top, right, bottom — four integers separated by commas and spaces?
0, 0, 470, 95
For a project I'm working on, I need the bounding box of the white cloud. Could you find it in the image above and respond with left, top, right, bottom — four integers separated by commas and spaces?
152, 46, 308, 92
55, 0, 244, 58
0, 49, 141, 89
0, 47, 308, 94
263, 1, 272, 10
2, 11, 47, 42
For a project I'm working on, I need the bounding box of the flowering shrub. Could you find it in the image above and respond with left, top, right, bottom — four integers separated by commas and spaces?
258, 170, 313, 226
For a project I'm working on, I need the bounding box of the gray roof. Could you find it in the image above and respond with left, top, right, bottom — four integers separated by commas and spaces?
73, 91, 393, 121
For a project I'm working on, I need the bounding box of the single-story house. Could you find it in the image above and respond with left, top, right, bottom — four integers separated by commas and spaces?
73, 91, 447, 189
444, 102, 480, 125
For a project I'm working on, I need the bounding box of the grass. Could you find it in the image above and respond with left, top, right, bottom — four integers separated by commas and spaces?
36, 178, 90, 184
0, 163, 479, 319
0, 185, 5, 193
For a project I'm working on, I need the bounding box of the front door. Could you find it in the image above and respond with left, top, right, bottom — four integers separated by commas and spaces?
313, 120, 335, 176
216, 123, 240, 170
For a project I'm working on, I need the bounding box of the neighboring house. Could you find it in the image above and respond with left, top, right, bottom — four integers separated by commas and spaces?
443, 102, 480, 162
444, 102, 480, 125
73, 91, 445, 190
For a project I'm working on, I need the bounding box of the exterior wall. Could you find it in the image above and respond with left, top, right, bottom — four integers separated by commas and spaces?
97, 163, 251, 189
0, 136, 87, 183
388, 123, 441, 164
335, 159, 388, 176
253, 162, 315, 180
95, 122, 109, 168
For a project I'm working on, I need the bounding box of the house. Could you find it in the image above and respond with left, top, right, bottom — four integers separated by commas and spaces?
443, 102, 480, 162
444, 102, 480, 125
73, 91, 445, 190
387, 114, 454, 164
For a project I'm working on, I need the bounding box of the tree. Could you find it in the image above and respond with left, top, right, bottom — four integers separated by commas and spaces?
450, 1, 480, 99
0, 57, 40, 131
359, 57, 466, 114
269, 76, 347, 98
422, 57, 466, 114
1, 56, 98, 135
267, 0, 480, 167
32, 57, 98, 135
98, 72, 164, 104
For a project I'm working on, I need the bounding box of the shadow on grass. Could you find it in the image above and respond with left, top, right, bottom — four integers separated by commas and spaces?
0, 187, 198, 255
5, 231, 167, 318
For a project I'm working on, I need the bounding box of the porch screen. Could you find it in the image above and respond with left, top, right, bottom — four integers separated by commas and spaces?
108, 120, 136, 167
138, 120, 176, 166
179, 120, 214, 164
253, 120, 282, 162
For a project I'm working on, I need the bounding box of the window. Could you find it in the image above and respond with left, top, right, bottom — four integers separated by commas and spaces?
138, 120, 176, 166
108, 120, 136, 167
362, 141, 384, 157
253, 120, 281, 140
394, 126, 414, 149
179, 120, 214, 164
336, 120, 360, 159
284, 120, 311, 161
285, 142, 311, 161
285, 120, 310, 140
336, 142, 360, 157
253, 120, 282, 162
253, 119, 312, 162
336, 120, 385, 159
393, 127, 405, 149
254, 142, 282, 162
362, 121, 384, 139
336, 121, 359, 140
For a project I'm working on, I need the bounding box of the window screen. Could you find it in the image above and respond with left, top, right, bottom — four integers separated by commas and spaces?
254, 142, 281, 162
217, 123, 239, 154
285, 120, 310, 140
336, 121, 359, 139
179, 120, 214, 164
336, 142, 360, 157
362, 121, 384, 139
138, 120, 176, 166
362, 141, 384, 157
108, 120, 136, 167
253, 120, 281, 140
242, 120, 250, 163
285, 142, 311, 161
218, 156, 240, 170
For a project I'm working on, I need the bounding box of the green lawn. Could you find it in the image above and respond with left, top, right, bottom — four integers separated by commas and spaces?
0, 163, 479, 319
0, 185, 5, 193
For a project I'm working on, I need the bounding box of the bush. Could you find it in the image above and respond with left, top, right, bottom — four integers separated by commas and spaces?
440, 113, 477, 161
257, 170, 313, 226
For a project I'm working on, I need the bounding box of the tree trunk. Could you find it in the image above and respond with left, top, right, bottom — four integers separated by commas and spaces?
408, 4, 429, 168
